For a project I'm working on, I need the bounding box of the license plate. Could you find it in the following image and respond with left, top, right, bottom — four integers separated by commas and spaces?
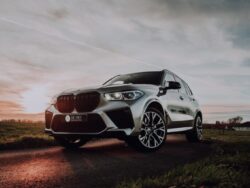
65, 115, 87, 122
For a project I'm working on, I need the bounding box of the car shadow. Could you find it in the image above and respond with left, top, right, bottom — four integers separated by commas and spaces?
59, 135, 211, 187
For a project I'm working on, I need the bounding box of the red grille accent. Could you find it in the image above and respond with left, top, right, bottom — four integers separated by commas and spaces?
57, 95, 75, 113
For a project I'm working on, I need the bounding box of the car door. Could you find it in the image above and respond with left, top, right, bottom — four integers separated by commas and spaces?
183, 80, 199, 121
172, 76, 194, 128
159, 72, 181, 129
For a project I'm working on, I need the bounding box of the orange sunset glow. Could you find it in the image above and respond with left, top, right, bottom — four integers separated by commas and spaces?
21, 85, 50, 113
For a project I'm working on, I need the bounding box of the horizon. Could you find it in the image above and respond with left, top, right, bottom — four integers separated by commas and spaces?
0, 0, 250, 123
0, 102, 250, 124
1, 110, 250, 124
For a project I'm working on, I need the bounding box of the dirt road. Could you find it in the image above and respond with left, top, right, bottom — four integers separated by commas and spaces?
0, 135, 211, 188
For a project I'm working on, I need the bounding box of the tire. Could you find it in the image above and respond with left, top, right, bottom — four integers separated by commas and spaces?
54, 136, 90, 149
125, 107, 167, 152
186, 115, 203, 142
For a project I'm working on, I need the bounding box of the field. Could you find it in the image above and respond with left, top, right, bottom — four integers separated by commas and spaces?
0, 121, 56, 150
118, 129, 250, 188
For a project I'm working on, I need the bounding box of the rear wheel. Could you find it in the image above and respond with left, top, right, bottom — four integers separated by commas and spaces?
126, 107, 167, 152
54, 136, 90, 149
186, 115, 203, 142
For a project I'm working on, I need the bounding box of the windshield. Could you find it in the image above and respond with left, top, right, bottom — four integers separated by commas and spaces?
104, 71, 163, 86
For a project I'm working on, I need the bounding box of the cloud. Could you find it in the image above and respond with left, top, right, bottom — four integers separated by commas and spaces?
242, 58, 250, 67
227, 24, 250, 49
0, 101, 23, 114
0, 0, 249, 122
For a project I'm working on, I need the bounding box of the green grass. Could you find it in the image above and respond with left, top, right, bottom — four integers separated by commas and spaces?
117, 130, 250, 188
0, 121, 56, 150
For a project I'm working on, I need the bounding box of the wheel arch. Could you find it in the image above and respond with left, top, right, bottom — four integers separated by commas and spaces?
142, 99, 167, 123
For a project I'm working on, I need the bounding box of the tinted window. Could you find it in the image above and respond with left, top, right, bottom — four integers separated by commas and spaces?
175, 76, 187, 95
104, 71, 163, 86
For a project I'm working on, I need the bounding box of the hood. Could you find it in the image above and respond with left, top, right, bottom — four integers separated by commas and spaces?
58, 84, 159, 96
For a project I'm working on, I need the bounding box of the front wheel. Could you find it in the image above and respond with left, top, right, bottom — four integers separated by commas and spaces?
126, 107, 167, 152
186, 115, 203, 142
54, 136, 90, 149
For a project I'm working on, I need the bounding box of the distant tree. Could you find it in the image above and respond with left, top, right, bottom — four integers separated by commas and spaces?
228, 116, 243, 124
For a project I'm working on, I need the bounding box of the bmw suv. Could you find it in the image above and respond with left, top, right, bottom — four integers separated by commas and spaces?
45, 69, 202, 152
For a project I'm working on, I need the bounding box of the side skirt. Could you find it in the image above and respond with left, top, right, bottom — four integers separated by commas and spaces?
167, 127, 193, 133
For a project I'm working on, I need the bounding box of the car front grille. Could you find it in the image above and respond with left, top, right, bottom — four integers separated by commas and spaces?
75, 92, 100, 112
56, 92, 100, 113
57, 95, 75, 113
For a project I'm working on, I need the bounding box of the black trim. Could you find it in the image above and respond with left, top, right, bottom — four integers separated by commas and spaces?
51, 114, 106, 133
106, 108, 134, 129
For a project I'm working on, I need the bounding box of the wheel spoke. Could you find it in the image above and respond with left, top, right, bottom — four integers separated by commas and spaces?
152, 132, 160, 145
153, 122, 164, 130
154, 130, 164, 140
146, 136, 151, 147
155, 117, 163, 125
139, 135, 146, 141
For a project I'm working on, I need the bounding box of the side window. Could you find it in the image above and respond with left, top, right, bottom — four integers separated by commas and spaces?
164, 72, 175, 85
175, 76, 187, 95
184, 82, 193, 96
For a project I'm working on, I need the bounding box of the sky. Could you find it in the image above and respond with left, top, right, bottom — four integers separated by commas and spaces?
0, 0, 250, 123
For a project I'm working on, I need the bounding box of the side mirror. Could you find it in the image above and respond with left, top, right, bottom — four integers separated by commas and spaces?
158, 81, 181, 96
166, 81, 181, 90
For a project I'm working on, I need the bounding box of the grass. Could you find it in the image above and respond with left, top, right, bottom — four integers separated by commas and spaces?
117, 129, 250, 188
0, 121, 56, 150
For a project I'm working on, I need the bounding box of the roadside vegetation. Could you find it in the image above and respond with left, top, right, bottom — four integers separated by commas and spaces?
117, 129, 250, 188
0, 120, 56, 150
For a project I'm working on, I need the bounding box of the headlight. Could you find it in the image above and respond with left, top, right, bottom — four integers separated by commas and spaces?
104, 90, 144, 101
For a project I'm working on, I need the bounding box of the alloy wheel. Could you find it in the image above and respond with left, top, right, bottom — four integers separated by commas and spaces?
138, 111, 166, 149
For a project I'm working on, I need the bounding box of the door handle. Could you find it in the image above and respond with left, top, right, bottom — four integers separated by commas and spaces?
179, 96, 184, 100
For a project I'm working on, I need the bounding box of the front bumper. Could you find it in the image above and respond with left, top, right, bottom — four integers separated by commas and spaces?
45, 108, 135, 136
45, 101, 143, 137
44, 88, 153, 137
